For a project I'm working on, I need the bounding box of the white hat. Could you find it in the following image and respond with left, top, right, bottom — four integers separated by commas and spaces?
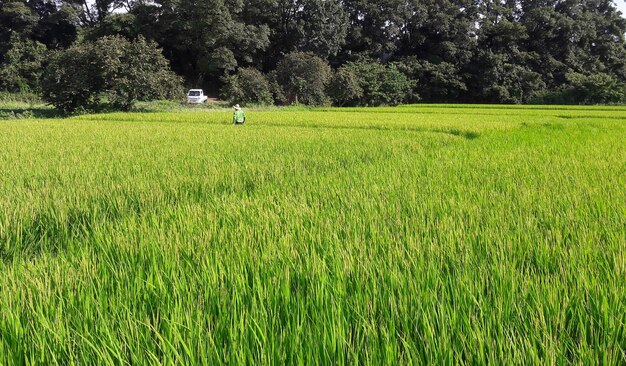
234, 104, 241, 110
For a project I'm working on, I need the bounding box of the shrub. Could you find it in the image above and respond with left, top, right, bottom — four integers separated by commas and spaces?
221, 67, 274, 105
531, 73, 626, 105
0, 109, 34, 120
345, 61, 411, 106
42, 36, 183, 112
327, 67, 363, 107
565, 72, 626, 104
274, 52, 332, 106
0, 91, 41, 105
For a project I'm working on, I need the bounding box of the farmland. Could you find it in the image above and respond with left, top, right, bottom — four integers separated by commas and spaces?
0, 105, 625, 364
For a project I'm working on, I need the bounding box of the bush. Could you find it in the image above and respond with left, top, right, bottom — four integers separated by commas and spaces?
327, 67, 363, 106
0, 91, 41, 105
531, 73, 626, 105
0, 109, 34, 120
565, 72, 625, 104
345, 61, 411, 106
221, 67, 274, 105
42, 36, 183, 112
274, 52, 332, 106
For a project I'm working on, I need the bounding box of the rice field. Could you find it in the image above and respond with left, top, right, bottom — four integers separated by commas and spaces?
0, 104, 625, 364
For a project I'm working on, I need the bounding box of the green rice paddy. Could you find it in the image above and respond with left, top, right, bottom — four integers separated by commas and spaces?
0, 105, 625, 364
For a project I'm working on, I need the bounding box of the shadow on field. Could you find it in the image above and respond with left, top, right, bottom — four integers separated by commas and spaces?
556, 114, 626, 120
260, 122, 481, 140
446, 129, 481, 139
0, 207, 99, 262
0, 107, 64, 120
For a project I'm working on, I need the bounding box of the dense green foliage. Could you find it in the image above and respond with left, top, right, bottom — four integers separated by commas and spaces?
536, 72, 626, 105
273, 52, 332, 106
41, 41, 103, 112
0, 33, 47, 93
221, 67, 274, 106
0, 105, 624, 363
345, 60, 413, 106
2, 0, 626, 106
95, 36, 183, 110
41, 36, 182, 112
395, 58, 465, 103
326, 66, 363, 107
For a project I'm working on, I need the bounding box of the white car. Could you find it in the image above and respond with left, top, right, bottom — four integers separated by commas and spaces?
187, 89, 208, 104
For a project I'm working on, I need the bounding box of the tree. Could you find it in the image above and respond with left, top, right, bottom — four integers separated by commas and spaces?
29, 1, 79, 49
395, 57, 465, 102
5, 0, 626, 105
473, 52, 546, 104
83, 13, 140, 41
395, 0, 479, 64
0, 33, 47, 93
235, 0, 348, 70
0, 0, 39, 63
147, 0, 270, 92
0, 0, 79, 50
520, 0, 626, 87
42, 36, 182, 112
327, 66, 363, 106
274, 52, 332, 105
297, 0, 349, 59
345, 61, 412, 106
342, 0, 412, 56
63, 0, 127, 26
465, 2, 546, 104
96, 36, 183, 110
0, 1, 38, 37
221, 67, 274, 105
41, 43, 103, 112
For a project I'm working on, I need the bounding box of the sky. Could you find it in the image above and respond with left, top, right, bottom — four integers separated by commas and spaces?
618, 1, 626, 16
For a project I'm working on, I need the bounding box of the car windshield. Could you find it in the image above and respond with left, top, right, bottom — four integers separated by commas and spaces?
188, 91, 201, 97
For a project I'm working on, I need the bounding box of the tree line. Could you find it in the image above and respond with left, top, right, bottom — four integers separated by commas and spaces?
1, 0, 626, 111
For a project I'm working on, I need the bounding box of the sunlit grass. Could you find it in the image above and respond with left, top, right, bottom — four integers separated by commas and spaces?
0, 105, 625, 364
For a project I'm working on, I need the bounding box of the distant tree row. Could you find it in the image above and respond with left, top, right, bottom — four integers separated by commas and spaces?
1, 0, 626, 109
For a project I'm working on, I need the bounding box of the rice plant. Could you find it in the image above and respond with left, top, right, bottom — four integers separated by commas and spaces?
0, 105, 625, 364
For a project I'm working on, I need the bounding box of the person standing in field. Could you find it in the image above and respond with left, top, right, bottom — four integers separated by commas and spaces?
233, 104, 246, 125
